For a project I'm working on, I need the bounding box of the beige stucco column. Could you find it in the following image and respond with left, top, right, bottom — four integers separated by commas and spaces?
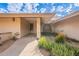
36, 17, 41, 39
14, 17, 21, 38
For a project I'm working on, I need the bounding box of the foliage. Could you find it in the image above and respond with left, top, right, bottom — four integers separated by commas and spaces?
74, 48, 79, 56
38, 36, 47, 48
51, 42, 75, 56
66, 45, 79, 56
38, 36, 52, 51
55, 34, 65, 43
38, 36, 79, 56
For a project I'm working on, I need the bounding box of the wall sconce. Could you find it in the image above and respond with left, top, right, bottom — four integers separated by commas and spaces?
13, 18, 15, 22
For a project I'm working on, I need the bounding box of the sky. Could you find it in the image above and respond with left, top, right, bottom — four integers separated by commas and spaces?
0, 3, 79, 17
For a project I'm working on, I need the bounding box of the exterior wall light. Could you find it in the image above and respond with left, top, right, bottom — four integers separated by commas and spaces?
13, 18, 15, 22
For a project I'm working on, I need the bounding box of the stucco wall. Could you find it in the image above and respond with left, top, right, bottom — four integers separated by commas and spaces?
0, 17, 21, 38
24, 18, 37, 34
55, 15, 79, 40
20, 19, 29, 37
20, 18, 37, 37
0, 17, 35, 38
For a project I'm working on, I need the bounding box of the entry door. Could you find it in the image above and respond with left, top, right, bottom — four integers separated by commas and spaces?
29, 23, 34, 33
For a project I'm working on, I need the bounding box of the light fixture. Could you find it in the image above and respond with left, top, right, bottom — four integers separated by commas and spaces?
13, 18, 15, 22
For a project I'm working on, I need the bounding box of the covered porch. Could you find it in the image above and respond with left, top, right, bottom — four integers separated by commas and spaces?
0, 13, 55, 40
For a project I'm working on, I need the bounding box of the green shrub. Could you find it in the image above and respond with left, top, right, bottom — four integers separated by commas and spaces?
72, 47, 79, 56
55, 34, 64, 43
51, 42, 75, 56
38, 36, 47, 48
65, 44, 79, 56
38, 36, 52, 51
45, 40, 52, 51
38, 36, 79, 56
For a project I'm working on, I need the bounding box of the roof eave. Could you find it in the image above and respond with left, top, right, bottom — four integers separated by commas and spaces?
54, 11, 79, 24
0, 13, 55, 18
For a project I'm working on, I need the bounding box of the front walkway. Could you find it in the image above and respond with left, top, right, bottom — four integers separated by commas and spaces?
0, 36, 43, 56
19, 40, 43, 56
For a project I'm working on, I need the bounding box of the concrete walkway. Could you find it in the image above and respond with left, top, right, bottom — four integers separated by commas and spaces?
19, 40, 43, 56
0, 36, 43, 56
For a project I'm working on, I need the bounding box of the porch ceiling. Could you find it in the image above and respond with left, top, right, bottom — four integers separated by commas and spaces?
0, 13, 55, 18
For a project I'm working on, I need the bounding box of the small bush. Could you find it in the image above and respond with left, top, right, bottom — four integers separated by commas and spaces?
72, 47, 79, 56
55, 34, 64, 43
51, 42, 75, 56
38, 36, 79, 56
65, 43, 79, 56
51, 42, 79, 56
38, 36, 52, 51
45, 40, 52, 51
38, 36, 47, 48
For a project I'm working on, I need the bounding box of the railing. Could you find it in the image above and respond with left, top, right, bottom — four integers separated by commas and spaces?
0, 32, 13, 44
